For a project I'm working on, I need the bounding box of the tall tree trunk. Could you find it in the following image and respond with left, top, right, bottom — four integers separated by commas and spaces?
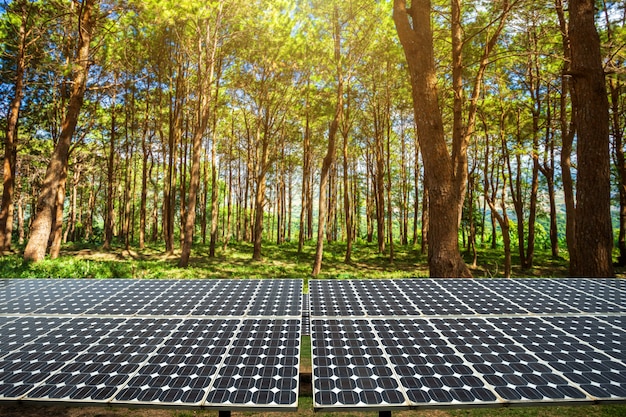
540, 92, 559, 258
201, 146, 209, 245
413, 140, 420, 246
451, 0, 511, 227
223, 146, 233, 251
180, 10, 221, 267
252, 135, 270, 261
209, 60, 223, 257
209, 131, 219, 257
179, 123, 188, 249
342, 127, 352, 263
569, 0, 614, 277
385, 92, 394, 262
555, 0, 578, 273
17, 195, 25, 245
612, 78, 626, 265
298, 112, 311, 253
312, 8, 342, 276
103, 85, 117, 250
0, 3, 28, 254
123, 142, 133, 251
373, 108, 385, 254
24, 0, 97, 262
393, 0, 471, 277
179, 124, 208, 267
150, 157, 159, 242
605, 7, 626, 265
312, 109, 340, 276
63, 162, 80, 243
164, 60, 184, 254
139, 83, 151, 250
85, 171, 95, 241
49, 168, 67, 259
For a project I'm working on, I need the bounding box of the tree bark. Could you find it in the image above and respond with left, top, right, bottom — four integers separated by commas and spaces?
209, 61, 223, 257
298, 102, 311, 253
139, 111, 150, 250
23, 0, 97, 262
49, 167, 67, 259
122, 137, 133, 251
209, 130, 220, 257
373, 102, 386, 255
342, 120, 352, 263
569, 0, 614, 276
0, 3, 29, 253
252, 134, 269, 261
555, 0, 578, 273
63, 161, 80, 243
393, 0, 471, 277
103, 84, 117, 250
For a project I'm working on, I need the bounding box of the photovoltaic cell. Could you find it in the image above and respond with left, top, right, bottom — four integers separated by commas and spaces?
596, 278, 626, 292
0, 279, 95, 314
436, 279, 527, 315
550, 279, 625, 307
311, 319, 407, 408
204, 319, 300, 408
0, 279, 302, 411
309, 280, 365, 317
493, 316, 626, 400
393, 279, 473, 315
310, 278, 626, 411
0, 279, 55, 305
0, 317, 127, 400
542, 316, 625, 361
114, 319, 238, 406
35, 280, 135, 315
477, 279, 576, 313
514, 279, 625, 313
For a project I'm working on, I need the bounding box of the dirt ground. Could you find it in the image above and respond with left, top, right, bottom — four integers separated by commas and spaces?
0, 404, 178, 417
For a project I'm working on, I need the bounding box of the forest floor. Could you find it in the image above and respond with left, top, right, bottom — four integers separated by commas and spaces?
1, 400, 625, 417
0, 240, 598, 279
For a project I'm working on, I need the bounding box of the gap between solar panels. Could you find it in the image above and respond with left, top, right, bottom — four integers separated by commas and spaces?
0, 279, 302, 413
310, 278, 626, 415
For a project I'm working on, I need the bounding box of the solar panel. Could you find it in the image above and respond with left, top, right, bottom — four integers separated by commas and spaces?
0, 278, 303, 317
0, 279, 302, 411
310, 278, 626, 411
0, 279, 96, 314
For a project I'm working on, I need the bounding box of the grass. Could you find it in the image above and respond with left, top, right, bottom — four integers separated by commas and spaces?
0, 239, 592, 280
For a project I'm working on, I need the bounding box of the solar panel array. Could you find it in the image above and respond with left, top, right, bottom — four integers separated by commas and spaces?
310, 278, 626, 411
2, 277, 625, 413
0, 279, 301, 410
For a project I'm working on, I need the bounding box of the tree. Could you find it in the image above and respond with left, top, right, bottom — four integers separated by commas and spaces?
393, 0, 472, 277
568, 0, 614, 276
24, 0, 99, 262
180, 2, 225, 267
0, 0, 40, 253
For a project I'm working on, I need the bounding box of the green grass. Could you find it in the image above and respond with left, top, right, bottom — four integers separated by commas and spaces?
0, 239, 588, 279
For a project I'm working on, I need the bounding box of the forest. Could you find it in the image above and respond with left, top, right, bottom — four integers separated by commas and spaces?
0, 0, 624, 278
